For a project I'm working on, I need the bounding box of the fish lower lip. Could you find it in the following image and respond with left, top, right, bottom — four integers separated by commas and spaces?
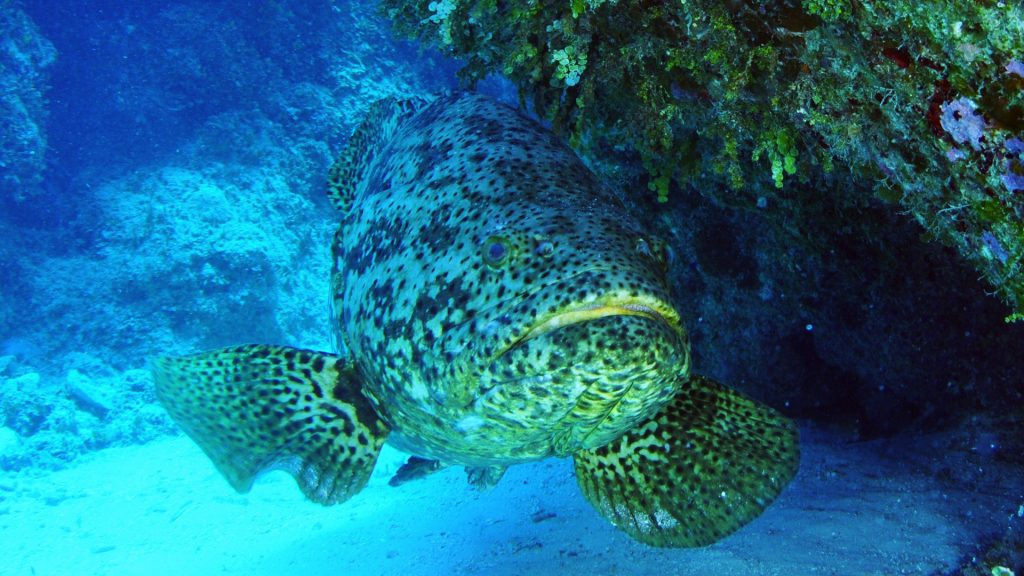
515, 301, 676, 344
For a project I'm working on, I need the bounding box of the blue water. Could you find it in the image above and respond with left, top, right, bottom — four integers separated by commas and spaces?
1, 2, 1022, 575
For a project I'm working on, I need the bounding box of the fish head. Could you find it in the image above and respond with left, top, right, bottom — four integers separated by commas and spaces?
335, 93, 691, 461
450, 195, 691, 455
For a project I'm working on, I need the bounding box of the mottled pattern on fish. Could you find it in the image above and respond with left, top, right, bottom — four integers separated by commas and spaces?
331, 93, 689, 464
152, 92, 798, 548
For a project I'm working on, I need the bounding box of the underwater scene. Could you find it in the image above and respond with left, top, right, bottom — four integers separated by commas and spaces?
2, 1, 1024, 574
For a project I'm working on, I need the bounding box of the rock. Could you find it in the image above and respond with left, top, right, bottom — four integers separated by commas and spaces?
8, 368, 38, 387
0, 427, 18, 456
8, 372, 40, 389
62, 352, 115, 379
531, 510, 557, 523
0, 4, 57, 201
129, 404, 175, 443
0, 355, 13, 375
0, 374, 52, 436
65, 369, 113, 417
121, 369, 152, 393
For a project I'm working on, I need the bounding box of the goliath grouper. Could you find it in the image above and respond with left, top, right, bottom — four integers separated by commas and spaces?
152, 92, 799, 547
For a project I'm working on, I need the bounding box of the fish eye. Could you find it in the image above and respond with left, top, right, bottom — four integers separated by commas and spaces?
660, 242, 674, 266
635, 238, 652, 257
637, 237, 670, 269
535, 240, 555, 258
483, 236, 511, 268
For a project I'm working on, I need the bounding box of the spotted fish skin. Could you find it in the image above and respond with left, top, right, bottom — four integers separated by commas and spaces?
152, 92, 798, 548
332, 93, 690, 465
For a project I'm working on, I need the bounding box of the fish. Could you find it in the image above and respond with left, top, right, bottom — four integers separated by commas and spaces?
152, 92, 799, 547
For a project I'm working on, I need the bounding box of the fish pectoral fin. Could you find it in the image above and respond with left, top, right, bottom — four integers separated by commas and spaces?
572, 374, 799, 548
152, 345, 388, 505
389, 456, 447, 487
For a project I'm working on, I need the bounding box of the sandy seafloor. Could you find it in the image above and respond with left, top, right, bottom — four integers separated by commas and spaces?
1, 425, 1020, 576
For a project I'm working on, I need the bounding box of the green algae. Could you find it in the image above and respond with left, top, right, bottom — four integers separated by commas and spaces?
382, 0, 1024, 318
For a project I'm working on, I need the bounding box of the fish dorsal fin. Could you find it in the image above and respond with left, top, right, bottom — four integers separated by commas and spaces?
326, 96, 427, 214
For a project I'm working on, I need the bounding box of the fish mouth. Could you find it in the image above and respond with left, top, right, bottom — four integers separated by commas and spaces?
477, 295, 687, 453
508, 297, 682, 351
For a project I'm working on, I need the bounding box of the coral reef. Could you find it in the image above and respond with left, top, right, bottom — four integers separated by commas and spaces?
0, 0, 461, 470
382, 0, 1024, 317
27, 145, 333, 373
5, 0, 459, 377
620, 162, 1024, 438
26, 0, 459, 182
0, 137, 340, 471
0, 353, 177, 471
0, 1, 56, 203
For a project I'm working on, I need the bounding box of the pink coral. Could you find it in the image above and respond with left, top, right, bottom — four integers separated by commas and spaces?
940, 98, 988, 151
1007, 59, 1024, 79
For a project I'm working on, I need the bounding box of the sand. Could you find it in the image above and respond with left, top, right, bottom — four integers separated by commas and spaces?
1, 425, 1020, 576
